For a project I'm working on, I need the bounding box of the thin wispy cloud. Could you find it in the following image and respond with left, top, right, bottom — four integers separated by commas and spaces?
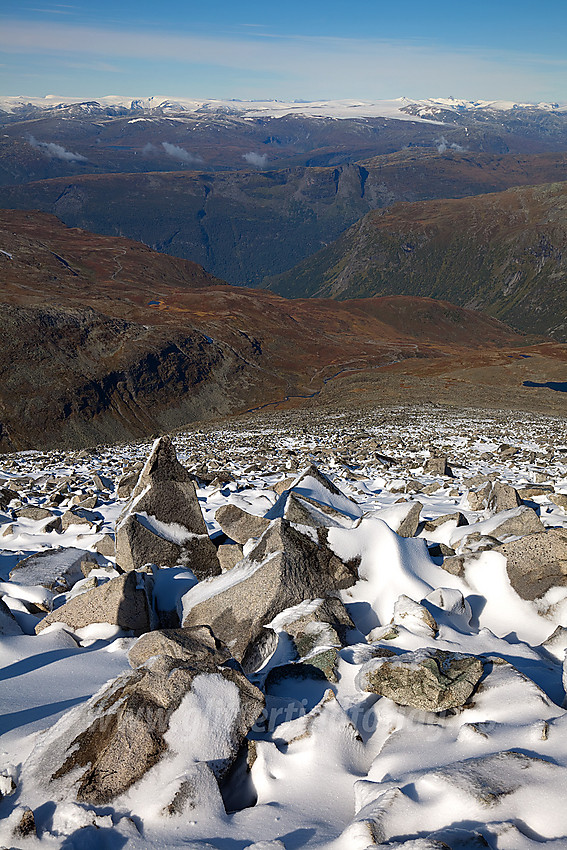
141, 142, 204, 165
61, 60, 122, 72
1, 19, 565, 101
161, 142, 203, 164
28, 134, 86, 161
243, 152, 268, 168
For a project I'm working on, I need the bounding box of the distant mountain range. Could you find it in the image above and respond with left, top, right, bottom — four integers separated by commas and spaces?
1, 95, 565, 119
1, 94, 566, 426
2, 95, 567, 186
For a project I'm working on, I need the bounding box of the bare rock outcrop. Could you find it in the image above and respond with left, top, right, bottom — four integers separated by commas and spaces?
116, 436, 220, 579
182, 519, 358, 673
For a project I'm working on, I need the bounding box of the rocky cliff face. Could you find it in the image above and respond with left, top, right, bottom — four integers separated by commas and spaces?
1, 151, 566, 287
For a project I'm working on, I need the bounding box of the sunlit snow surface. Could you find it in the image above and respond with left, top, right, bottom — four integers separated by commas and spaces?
1, 405, 567, 849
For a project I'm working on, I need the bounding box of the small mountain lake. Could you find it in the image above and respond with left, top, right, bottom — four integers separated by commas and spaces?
523, 381, 567, 393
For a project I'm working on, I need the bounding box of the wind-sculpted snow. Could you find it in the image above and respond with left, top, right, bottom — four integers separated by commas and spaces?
0, 404, 567, 848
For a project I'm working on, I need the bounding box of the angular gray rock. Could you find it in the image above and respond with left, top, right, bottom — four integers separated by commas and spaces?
217, 543, 244, 571
24, 651, 264, 808
393, 595, 438, 637
13, 806, 36, 838
269, 595, 355, 680
116, 469, 139, 499
116, 437, 220, 579
466, 481, 492, 511
60, 509, 99, 532
93, 532, 116, 557
490, 506, 545, 540
10, 547, 97, 592
487, 481, 522, 512
423, 456, 453, 477
76, 494, 98, 509
35, 571, 151, 634
423, 512, 468, 532
273, 476, 296, 496
282, 492, 344, 528
0, 485, 19, 510
550, 493, 567, 511
275, 595, 355, 654
356, 647, 483, 711
518, 484, 554, 499
266, 464, 363, 524
128, 625, 230, 669
182, 519, 358, 672
397, 501, 423, 538
15, 505, 54, 521
496, 528, 567, 600
0, 596, 23, 635
215, 503, 270, 544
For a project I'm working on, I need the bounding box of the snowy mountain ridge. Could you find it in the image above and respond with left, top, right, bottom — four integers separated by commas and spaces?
1, 94, 566, 120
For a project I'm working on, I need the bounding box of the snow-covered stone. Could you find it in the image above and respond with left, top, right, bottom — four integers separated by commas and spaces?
22, 653, 264, 810
10, 547, 97, 591
182, 519, 357, 672
116, 436, 221, 578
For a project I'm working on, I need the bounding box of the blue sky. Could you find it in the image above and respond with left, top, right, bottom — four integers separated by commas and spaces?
1, 0, 566, 102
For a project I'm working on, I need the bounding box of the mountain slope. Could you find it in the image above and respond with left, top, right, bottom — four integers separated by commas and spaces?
265, 181, 567, 341
0, 209, 534, 451
1, 151, 566, 287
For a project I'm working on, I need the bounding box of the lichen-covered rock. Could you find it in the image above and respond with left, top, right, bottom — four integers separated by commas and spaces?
356, 648, 483, 711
